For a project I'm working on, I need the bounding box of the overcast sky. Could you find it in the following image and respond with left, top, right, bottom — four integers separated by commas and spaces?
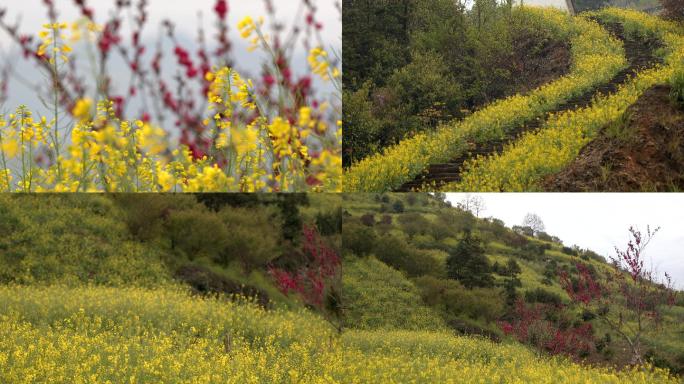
0, 0, 340, 117
446, 193, 684, 289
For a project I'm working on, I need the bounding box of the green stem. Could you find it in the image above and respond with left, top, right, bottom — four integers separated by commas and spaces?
52, 28, 62, 182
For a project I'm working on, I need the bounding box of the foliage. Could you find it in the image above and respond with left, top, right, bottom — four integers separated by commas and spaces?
374, 235, 445, 278
114, 194, 198, 240
1, 284, 676, 382
392, 199, 405, 213
340, 193, 684, 375
0, 285, 339, 383
415, 276, 506, 324
217, 206, 282, 270
316, 207, 343, 236
670, 66, 684, 108
342, 1, 585, 167
559, 226, 678, 365
341, 221, 377, 256
524, 287, 564, 306
166, 208, 231, 261
398, 212, 432, 238
345, 7, 625, 191
342, 84, 382, 167
447, 231, 494, 288
500, 299, 596, 358
269, 225, 341, 315
449, 8, 684, 191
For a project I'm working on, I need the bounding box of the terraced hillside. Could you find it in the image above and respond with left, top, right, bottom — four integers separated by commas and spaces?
399, 20, 662, 191
344, 8, 684, 192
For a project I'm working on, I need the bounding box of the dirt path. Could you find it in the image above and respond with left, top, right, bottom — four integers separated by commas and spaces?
396, 21, 662, 192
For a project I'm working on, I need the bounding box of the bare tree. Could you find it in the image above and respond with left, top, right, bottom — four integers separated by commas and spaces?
457, 194, 486, 218
522, 213, 545, 235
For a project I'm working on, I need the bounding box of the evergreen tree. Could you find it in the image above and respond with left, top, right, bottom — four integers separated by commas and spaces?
506, 258, 522, 276
446, 230, 494, 288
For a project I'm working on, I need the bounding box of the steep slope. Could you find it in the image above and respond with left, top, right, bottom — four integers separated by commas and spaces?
341, 193, 684, 375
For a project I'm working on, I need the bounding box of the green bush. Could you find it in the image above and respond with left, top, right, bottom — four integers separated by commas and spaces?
392, 200, 405, 213
342, 221, 377, 256
343, 84, 382, 167
524, 288, 564, 306
414, 276, 506, 323
398, 212, 431, 238
114, 194, 199, 241
561, 246, 578, 256
315, 207, 343, 236
341, 257, 445, 331
166, 209, 230, 261
374, 235, 444, 278
217, 206, 282, 270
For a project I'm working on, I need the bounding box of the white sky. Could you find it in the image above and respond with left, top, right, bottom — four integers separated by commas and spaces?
0, 0, 340, 48
446, 193, 684, 289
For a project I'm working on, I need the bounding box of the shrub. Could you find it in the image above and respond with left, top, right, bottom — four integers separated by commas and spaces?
217, 206, 282, 271
166, 209, 230, 261
516, 242, 547, 261
524, 288, 564, 306
392, 200, 405, 213
414, 276, 506, 323
115, 194, 199, 241
343, 84, 382, 167
374, 235, 444, 278
561, 246, 577, 256
506, 258, 522, 276
360, 214, 376, 227
342, 221, 377, 256
398, 212, 431, 238
413, 234, 438, 249
379, 215, 393, 226
316, 207, 343, 236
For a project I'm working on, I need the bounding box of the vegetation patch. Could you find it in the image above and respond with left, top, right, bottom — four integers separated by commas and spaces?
344, 7, 625, 192
447, 9, 684, 192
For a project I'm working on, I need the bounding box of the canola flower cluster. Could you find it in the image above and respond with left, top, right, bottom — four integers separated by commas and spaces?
0, 285, 677, 384
343, 7, 626, 192
448, 9, 684, 192
0, 17, 342, 192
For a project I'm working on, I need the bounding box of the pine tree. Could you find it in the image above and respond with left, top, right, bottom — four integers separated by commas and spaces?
447, 230, 494, 288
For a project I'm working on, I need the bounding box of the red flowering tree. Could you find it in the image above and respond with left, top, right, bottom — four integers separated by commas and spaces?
268, 224, 341, 328
499, 299, 595, 358
559, 226, 677, 365
0, 0, 338, 158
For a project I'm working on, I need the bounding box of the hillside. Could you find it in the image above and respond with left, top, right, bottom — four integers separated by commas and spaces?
0, 194, 350, 382
341, 193, 684, 378
2, 285, 676, 383
344, 7, 684, 192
